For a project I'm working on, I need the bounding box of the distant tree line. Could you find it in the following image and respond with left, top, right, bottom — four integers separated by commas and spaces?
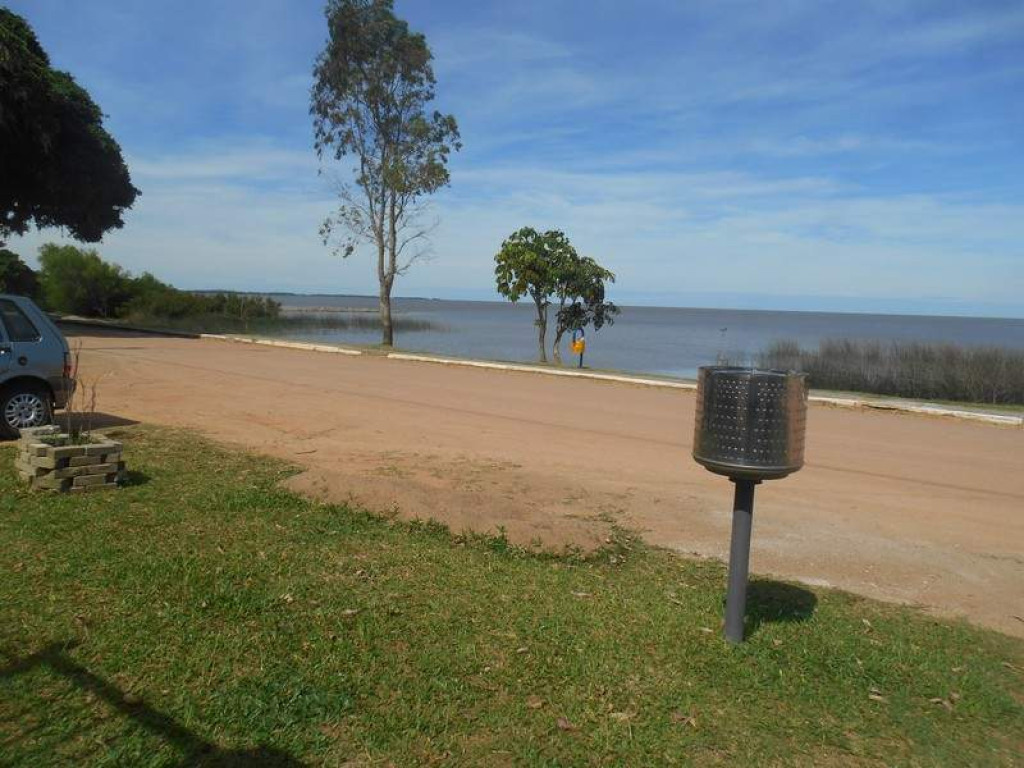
0, 244, 279, 323
760, 338, 1024, 406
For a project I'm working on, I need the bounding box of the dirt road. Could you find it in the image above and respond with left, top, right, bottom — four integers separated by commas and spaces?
70, 331, 1024, 636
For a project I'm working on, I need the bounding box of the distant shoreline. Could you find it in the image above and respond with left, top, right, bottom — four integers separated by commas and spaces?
280, 306, 378, 314
184, 291, 1024, 322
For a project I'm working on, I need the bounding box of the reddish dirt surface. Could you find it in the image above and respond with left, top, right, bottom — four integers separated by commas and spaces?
69, 331, 1024, 637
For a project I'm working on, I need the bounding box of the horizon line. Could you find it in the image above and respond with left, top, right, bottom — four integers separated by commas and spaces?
188, 290, 1024, 322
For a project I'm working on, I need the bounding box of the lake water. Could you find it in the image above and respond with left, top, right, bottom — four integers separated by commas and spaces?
268, 295, 1024, 379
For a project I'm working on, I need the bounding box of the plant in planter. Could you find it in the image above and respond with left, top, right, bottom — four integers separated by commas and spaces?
15, 343, 125, 493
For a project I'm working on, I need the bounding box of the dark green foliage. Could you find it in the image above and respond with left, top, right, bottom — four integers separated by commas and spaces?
760, 338, 1024, 405
494, 227, 571, 307
34, 243, 279, 322
551, 255, 619, 364
0, 248, 39, 297
0, 9, 138, 242
123, 273, 280, 323
312, 0, 460, 346
0, 426, 1021, 764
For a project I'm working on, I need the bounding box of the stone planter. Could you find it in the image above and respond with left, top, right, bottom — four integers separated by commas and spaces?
15, 425, 125, 493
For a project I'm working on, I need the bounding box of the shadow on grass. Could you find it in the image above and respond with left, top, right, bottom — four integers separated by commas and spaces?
0, 642, 304, 767
119, 469, 152, 488
60, 412, 140, 432
744, 579, 818, 636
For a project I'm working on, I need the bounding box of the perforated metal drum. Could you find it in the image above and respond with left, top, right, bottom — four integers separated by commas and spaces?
693, 366, 807, 481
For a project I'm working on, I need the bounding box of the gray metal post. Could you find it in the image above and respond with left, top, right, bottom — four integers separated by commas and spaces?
724, 478, 756, 643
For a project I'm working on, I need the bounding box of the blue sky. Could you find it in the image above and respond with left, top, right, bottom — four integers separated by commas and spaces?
6, 0, 1024, 316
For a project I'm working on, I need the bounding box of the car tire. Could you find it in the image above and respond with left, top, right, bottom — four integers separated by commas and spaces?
0, 383, 54, 439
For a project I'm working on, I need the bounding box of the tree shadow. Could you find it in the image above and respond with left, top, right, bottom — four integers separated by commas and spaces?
58, 322, 199, 340
743, 579, 818, 636
61, 412, 140, 432
120, 469, 151, 487
0, 641, 305, 767
0, 413, 140, 443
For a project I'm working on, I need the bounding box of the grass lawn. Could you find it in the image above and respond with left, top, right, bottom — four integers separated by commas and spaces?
1, 427, 1022, 766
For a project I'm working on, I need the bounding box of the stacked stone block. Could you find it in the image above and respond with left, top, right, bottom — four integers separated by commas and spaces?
16, 426, 124, 493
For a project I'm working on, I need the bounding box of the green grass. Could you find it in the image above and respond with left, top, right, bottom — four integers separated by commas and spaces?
1, 428, 1022, 766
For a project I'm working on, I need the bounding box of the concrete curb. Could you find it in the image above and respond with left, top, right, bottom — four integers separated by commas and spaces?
810, 396, 1023, 427
387, 352, 1023, 428
199, 334, 363, 356
387, 352, 698, 390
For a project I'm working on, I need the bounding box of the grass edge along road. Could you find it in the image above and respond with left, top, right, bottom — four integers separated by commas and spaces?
1, 426, 1022, 766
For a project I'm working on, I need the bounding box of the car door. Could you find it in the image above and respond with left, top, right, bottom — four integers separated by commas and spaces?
0, 308, 10, 378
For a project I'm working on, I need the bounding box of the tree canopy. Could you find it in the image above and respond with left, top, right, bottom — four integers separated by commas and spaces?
36, 243, 133, 318
0, 247, 39, 297
0, 9, 139, 244
494, 227, 618, 364
311, 0, 460, 346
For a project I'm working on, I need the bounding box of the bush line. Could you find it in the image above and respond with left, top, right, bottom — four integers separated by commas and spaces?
759, 338, 1024, 405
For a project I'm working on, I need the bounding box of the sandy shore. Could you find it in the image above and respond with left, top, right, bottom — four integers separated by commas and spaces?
68, 329, 1024, 637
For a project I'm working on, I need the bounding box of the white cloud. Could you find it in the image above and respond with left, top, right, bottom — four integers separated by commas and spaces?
5, 2, 1022, 316
5, 136, 1021, 314
433, 27, 572, 73
128, 142, 316, 182
893, 5, 1024, 53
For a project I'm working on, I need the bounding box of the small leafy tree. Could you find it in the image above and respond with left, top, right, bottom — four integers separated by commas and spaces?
37, 243, 132, 317
311, 0, 460, 347
0, 9, 138, 243
495, 228, 619, 365
494, 228, 576, 363
550, 257, 619, 365
0, 248, 39, 297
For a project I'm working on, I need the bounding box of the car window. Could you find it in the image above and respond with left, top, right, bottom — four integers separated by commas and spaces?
0, 299, 42, 342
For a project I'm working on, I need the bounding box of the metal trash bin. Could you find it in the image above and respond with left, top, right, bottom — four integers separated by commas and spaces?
693, 366, 807, 481
691, 366, 809, 643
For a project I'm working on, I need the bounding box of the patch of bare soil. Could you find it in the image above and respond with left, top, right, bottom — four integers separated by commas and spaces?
73, 332, 1024, 637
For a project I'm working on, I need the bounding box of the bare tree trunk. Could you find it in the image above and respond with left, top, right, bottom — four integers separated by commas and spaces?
375, 233, 394, 347
380, 195, 398, 348
534, 298, 548, 363
551, 296, 567, 365
552, 329, 564, 365
379, 284, 393, 347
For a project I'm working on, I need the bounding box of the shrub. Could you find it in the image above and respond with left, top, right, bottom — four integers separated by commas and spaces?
37, 243, 133, 317
759, 338, 1024, 405
35, 243, 280, 324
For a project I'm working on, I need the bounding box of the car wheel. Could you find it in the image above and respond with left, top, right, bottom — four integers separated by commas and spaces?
0, 384, 53, 439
